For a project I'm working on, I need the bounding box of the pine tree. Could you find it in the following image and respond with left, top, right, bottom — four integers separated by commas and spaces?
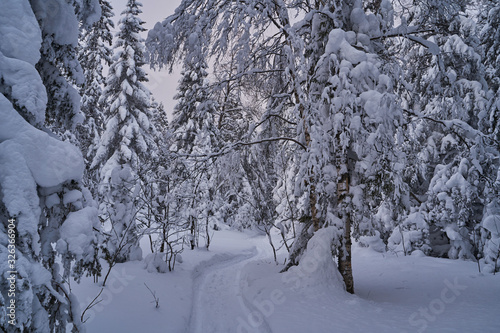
78, 0, 114, 191
481, 1, 500, 93
1, 0, 101, 331
91, 0, 156, 264
33, 0, 94, 138
169, 43, 220, 249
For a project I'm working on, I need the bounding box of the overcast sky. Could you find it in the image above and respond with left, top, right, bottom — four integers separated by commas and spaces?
110, 0, 182, 119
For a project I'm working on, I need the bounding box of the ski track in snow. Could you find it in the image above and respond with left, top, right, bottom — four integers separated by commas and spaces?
187, 246, 273, 333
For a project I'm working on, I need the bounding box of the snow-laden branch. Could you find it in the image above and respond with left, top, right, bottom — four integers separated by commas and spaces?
403, 109, 497, 149
371, 23, 439, 55
176, 136, 307, 161
370, 29, 436, 41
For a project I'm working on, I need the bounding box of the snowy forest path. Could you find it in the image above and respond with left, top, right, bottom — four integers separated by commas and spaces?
186, 245, 273, 333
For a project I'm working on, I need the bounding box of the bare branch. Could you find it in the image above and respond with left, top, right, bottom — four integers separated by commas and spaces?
81, 288, 104, 323
254, 113, 297, 128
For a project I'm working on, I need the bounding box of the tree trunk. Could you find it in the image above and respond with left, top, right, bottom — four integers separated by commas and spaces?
281, 101, 320, 271
310, 182, 320, 231
190, 216, 196, 250
301, 106, 320, 232
190, 182, 200, 250
338, 212, 354, 294
337, 157, 354, 294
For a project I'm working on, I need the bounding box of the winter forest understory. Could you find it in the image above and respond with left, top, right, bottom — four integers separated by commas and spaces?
1, 0, 500, 332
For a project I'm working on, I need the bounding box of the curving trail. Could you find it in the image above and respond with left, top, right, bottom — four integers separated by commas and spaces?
186, 247, 273, 333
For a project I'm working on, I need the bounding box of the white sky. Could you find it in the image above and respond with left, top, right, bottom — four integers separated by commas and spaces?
110, 0, 182, 119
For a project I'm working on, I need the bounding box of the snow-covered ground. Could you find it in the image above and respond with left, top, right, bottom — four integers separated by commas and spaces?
73, 229, 500, 333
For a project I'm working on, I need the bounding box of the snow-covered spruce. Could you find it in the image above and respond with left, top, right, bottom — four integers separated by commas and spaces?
0, 0, 101, 331
165, 28, 221, 250
78, 0, 115, 194
32, 0, 101, 139
91, 0, 158, 265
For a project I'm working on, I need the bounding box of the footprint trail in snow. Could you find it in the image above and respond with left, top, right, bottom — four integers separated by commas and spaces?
187, 247, 273, 333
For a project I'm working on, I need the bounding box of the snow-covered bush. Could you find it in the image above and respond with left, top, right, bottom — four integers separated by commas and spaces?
387, 212, 430, 256
426, 158, 481, 259
482, 203, 500, 273
143, 253, 169, 273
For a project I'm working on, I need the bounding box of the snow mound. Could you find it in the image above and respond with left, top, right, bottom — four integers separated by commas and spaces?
284, 227, 345, 292
0, 0, 47, 124
358, 231, 386, 253
143, 253, 169, 273
0, 54, 47, 123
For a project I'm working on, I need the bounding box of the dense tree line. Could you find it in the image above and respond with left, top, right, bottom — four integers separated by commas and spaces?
1, 0, 499, 331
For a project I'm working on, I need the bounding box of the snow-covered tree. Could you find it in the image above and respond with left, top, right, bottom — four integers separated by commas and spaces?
91, 0, 156, 264
32, 0, 101, 138
393, 0, 493, 260
478, 0, 500, 272
174, 63, 220, 248
0, 0, 101, 331
481, 1, 500, 93
78, 0, 114, 191
282, 0, 406, 293
150, 18, 222, 250
136, 99, 178, 271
